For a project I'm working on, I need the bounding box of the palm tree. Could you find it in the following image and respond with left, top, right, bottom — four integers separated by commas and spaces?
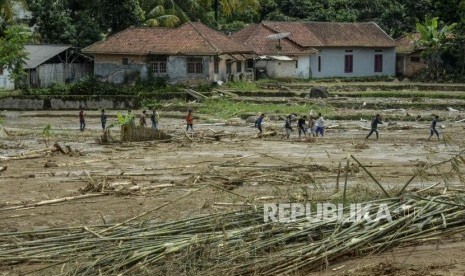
213, 0, 260, 22
0, 0, 27, 23
141, 0, 199, 27
416, 17, 456, 80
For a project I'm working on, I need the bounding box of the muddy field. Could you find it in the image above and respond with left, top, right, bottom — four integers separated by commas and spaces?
1, 105, 465, 275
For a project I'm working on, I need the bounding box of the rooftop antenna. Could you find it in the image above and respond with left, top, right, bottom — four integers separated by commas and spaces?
266, 32, 290, 52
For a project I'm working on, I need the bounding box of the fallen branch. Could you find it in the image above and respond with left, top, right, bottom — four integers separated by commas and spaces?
350, 155, 390, 198
0, 193, 109, 212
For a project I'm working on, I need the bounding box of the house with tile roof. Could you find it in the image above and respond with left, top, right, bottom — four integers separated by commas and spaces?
395, 33, 427, 77
83, 22, 254, 84
232, 22, 396, 79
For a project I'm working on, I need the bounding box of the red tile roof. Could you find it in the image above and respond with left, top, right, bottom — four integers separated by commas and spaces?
83, 22, 252, 56
231, 23, 318, 56
396, 33, 421, 54
232, 22, 396, 54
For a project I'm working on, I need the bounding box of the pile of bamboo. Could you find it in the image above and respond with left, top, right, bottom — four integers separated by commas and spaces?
1, 192, 465, 275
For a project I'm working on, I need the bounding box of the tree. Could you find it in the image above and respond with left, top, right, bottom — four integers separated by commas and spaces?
0, 0, 27, 23
28, 0, 77, 44
96, 0, 144, 34
0, 24, 30, 85
141, 0, 190, 27
416, 17, 456, 80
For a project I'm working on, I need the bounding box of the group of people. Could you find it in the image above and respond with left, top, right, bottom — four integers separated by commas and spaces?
255, 113, 325, 139
255, 112, 442, 141
78, 106, 195, 133
79, 106, 441, 141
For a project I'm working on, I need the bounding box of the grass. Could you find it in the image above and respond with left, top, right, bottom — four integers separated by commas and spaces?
197, 99, 333, 119
224, 81, 260, 91
335, 90, 465, 99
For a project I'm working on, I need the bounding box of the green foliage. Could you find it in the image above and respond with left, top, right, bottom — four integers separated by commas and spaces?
97, 0, 144, 34
0, 24, 30, 84
28, 0, 77, 44
416, 16, 457, 80
224, 81, 259, 91
198, 99, 330, 119
0, 0, 27, 23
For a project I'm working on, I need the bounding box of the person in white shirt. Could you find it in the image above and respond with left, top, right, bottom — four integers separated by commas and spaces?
315, 113, 325, 137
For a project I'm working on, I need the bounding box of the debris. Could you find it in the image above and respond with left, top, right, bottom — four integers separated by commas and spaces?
309, 86, 329, 98
185, 88, 208, 101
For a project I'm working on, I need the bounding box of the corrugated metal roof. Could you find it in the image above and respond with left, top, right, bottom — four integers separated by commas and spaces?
24, 45, 71, 69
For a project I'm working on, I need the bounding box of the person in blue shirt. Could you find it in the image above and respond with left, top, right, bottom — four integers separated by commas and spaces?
366, 114, 383, 139
428, 114, 440, 140
255, 113, 265, 136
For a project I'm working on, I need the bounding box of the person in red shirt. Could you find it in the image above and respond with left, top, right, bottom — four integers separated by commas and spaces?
186, 110, 194, 132
79, 106, 85, 131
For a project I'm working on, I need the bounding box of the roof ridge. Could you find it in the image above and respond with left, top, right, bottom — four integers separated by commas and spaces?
243, 23, 262, 44
263, 21, 322, 48
188, 22, 221, 54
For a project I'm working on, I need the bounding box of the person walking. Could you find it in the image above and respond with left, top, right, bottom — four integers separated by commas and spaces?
100, 109, 107, 130
151, 110, 160, 130
255, 113, 265, 136
79, 106, 85, 131
186, 110, 194, 132
428, 114, 440, 140
284, 113, 296, 139
315, 113, 325, 137
297, 115, 307, 138
366, 114, 383, 139
140, 110, 147, 127
308, 115, 315, 137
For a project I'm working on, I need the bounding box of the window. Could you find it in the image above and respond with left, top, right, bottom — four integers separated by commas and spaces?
374, 54, 383, 72
122, 58, 128, 65
0, 67, 3, 76
318, 56, 321, 72
410, 56, 421, 63
295, 60, 298, 68
226, 61, 232, 74
187, 58, 203, 74
345, 50, 353, 53
236, 61, 242, 72
375, 49, 383, 53
150, 56, 167, 74
344, 55, 353, 73
214, 59, 219, 74
246, 59, 254, 69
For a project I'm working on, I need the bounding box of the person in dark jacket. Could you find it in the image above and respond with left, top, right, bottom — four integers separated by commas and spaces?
100, 109, 107, 130
366, 114, 382, 139
284, 113, 297, 139
255, 113, 265, 135
428, 114, 440, 140
297, 115, 307, 138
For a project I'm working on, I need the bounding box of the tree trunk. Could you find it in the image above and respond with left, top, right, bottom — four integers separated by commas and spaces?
214, 0, 219, 22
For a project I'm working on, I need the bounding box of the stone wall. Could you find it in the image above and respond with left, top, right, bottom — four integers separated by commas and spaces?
0, 97, 135, 110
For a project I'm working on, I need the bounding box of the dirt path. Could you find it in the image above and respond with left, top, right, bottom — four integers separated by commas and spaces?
1, 111, 464, 275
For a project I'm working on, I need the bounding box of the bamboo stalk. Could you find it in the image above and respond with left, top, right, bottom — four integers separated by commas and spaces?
350, 154, 390, 198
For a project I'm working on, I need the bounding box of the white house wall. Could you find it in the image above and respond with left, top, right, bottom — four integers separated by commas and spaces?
256, 60, 297, 79
296, 56, 310, 79
309, 48, 396, 78
0, 68, 15, 90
